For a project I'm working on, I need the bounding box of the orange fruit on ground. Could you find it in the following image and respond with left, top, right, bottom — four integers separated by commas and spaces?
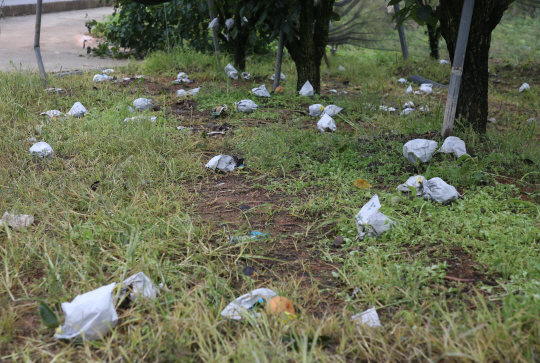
275, 86, 285, 94
266, 296, 296, 317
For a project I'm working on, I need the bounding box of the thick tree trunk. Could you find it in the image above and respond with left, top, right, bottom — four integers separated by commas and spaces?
426, 24, 441, 60
285, 0, 335, 94
438, 0, 511, 133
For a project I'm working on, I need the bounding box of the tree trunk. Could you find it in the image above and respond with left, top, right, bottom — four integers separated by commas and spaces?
233, 31, 248, 71
285, 0, 335, 94
426, 24, 441, 59
438, 0, 511, 133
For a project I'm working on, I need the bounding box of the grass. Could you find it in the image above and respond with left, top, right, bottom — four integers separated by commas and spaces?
1, 13, 540, 362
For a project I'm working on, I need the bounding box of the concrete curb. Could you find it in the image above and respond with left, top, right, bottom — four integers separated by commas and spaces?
2, 0, 109, 17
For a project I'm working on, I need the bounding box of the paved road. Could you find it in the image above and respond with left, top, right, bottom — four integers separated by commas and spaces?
0, 7, 132, 72
3, 0, 72, 5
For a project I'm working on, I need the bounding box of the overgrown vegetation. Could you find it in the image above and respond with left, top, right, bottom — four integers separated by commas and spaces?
1, 11, 539, 362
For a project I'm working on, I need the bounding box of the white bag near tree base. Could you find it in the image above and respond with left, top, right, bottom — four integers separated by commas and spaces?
121, 272, 162, 303
68, 102, 87, 117
133, 98, 153, 111
299, 81, 314, 96
40, 110, 66, 123
1, 212, 34, 230
242, 72, 251, 80
225, 18, 235, 29
322, 104, 343, 117
220, 288, 277, 320
224, 63, 239, 79
234, 99, 258, 113
519, 83, 530, 92
30, 142, 54, 158
93, 74, 114, 82
355, 195, 394, 240
317, 114, 336, 132
403, 139, 438, 163
309, 104, 324, 116
351, 307, 381, 327
397, 175, 460, 203
208, 17, 219, 29
439, 136, 467, 158
252, 85, 271, 97
424, 177, 460, 203
206, 155, 236, 172
55, 283, 118, 340
270, 73, 286, 81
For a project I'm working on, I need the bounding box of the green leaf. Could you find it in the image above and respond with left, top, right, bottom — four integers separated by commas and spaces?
408, 185, 418, 197
426, 15, 439, 27
405, 0, 416, 8
416, 5, 432, 22
456, 154, 471, 164
460, 163, 471, 176
330, 11, 341, 21
39, 303, 60, 329
473, 172, 483, 181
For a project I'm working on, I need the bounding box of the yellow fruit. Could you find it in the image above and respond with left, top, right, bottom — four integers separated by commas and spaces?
266, 296, 296, 319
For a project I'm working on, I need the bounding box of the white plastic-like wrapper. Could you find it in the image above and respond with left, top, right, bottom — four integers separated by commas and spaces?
1, 212, 34, 230
188, 87, 200, 95
68, 102, 87, 117
206, 155, 236, 172
220, 288, 277, 320
30, 142, 54, 158
270, 73, 286, 81
234, 99, 258, 113
45, 87, 63, 93
403, 139, 438, 163
224, 63, 238, 79
317, 114, 336, 132
93, 74, 114, 82
352, 307, 381, 327
419, 105, 430, 112
414, 91, 422, 95
406, 85, 413, 94
440, 59, 450, 65
397, 78, 406, 84
339, 65, 346, 71
397, 175, 428, 194
225, 18, 235, 29
329, 89, 338, 93
175, 72, 191, 83
322, 104, 343, 117
242, 72, 251, 80
123, 116, 157, 123
252, 85, 271, 97
102, 69, 114, 74
404, 101, 414, 108
355, 195, 394, 240
439, 136, 467, 158
241, 17, 248, 25
40, 110, 66, 123
400, 108, 415, 116
55, 283, 118, 340
424, 177, 461, 203
208, 17, 219, 29
309, 104, 324, 116
177, 89, 187, 97
122, 272, 162, 303
379, 106, 396, 112
133, 98, 153, 111
299, 81, 314, 96
420, 83, 433, 94
519, 83, 530, 93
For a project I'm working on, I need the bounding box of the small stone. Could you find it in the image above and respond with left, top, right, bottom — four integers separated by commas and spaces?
480, 208, 486, 214
488, 118, 497, 124
333, 236, 344, 247
242, 266, 257, 277
238, 204, 251, 211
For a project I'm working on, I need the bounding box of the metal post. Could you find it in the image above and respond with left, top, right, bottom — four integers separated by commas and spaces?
207, 0, 220, 55
393, 3, 409, 60
34, 0, 47, 85
273, 29, 285, 91
441, 0, 475, 137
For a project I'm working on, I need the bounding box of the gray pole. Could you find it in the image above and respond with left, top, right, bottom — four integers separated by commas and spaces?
34, 0, 47, 85
207, 0, 220, 55
393, 3, 409, 60
441, 0, 475, 137
273, 29, 285, 91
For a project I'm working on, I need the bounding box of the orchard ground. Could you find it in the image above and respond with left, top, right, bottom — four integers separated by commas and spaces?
1, 17, 540, 362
